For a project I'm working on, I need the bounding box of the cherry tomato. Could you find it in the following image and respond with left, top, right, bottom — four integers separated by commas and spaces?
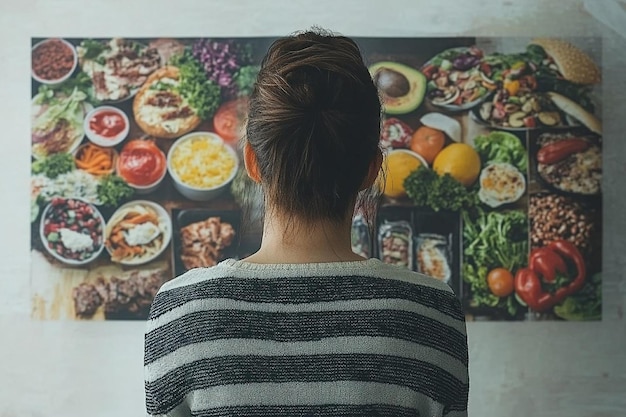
487, 268, 515, 297
213, 98, 248, 145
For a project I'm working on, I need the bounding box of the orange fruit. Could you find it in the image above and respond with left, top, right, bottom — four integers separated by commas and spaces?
381, 150, 423, 198
487, 268, 515, 297
432, 143, 481, 187
410, 126, 445, 164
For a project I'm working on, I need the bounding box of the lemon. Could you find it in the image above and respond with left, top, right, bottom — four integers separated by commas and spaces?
432, 143, 481, 187
382, 150, 423, 198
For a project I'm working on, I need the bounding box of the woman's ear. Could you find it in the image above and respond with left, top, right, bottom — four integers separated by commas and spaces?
243, 142, 262, 183
360, 148, 383, 190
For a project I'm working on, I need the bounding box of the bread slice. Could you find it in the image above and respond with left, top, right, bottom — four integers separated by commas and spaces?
531, 38, 601, 85
133, 66, 201, 139
548, 92, 602, 135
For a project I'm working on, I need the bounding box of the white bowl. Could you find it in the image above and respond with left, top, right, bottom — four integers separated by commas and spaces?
128, 168, 167, 195
167, 131, 239, 201
39, 197, 105, 266
386, 148, 430, 169
84, 106, 130, 147
104, 200, 172, 266
31, 38, 78, 85
73, 143, 118, 176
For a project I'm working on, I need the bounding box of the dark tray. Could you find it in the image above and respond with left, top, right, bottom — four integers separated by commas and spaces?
171, 208, 246, 277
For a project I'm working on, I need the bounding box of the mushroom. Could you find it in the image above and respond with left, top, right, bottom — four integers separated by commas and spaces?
432, 86, 460, 105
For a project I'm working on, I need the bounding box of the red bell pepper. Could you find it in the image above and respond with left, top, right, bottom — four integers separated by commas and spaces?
515, 240, 587, 312
528, 247, 567, 283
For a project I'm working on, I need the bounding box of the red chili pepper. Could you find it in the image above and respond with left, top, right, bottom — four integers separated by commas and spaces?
515, 239, 587, 312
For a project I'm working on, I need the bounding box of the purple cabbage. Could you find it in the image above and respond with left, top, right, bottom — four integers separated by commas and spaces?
191, 39, 252, 99
452, 54, 481, 71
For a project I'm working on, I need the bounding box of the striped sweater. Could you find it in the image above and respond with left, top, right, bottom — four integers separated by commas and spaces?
144, 258, 469, 417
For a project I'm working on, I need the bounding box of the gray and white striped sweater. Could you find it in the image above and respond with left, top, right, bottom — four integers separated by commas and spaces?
144, 258, 469, 417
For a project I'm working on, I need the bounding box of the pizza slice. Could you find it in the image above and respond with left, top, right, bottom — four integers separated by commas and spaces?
133, 66, 201, 139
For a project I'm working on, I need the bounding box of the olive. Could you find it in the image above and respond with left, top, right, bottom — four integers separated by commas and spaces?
374, 67, 410, 98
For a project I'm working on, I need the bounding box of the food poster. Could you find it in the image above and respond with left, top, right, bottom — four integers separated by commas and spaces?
30, 36, 602, 322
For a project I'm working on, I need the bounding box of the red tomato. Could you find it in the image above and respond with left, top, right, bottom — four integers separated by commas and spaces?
487, 268, 515, 297
213, 98, 248, 144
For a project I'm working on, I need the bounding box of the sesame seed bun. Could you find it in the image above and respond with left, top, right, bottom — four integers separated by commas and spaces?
530, 38, 601, 85
548, 92, 602, 135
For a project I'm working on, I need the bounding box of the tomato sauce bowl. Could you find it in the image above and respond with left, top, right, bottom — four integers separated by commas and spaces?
116, 139, 167, 194
84, 106, 130, 147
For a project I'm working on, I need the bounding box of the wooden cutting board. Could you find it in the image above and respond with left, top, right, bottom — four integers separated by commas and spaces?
31, 250, 168, 320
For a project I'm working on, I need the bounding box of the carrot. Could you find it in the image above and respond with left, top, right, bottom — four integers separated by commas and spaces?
75, 144, 115, 175
110, 233, 125, 244
88, 154, 110, 167
127, 212, 157, 225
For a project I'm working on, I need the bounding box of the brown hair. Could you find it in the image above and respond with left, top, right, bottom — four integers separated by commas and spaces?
246, 29, 382, 227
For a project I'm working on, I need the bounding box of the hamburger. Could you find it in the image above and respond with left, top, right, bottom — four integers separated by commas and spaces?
529, 38, 601, 85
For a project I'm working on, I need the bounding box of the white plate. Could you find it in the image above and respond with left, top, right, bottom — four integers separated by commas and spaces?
422, 46, 490, 112
78, 39, 156, 104
104, 200, 172, 266
31, 96, 93, 160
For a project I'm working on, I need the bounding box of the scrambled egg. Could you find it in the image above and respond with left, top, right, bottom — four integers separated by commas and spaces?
171, 135, 236, 189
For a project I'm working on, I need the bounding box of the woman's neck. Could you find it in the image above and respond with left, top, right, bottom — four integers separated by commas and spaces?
243, 211, 364, 264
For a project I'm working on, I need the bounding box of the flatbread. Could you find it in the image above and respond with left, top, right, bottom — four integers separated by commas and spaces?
133, 66, 201, 139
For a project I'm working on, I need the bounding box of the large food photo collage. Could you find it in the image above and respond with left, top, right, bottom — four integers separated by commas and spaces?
30, 36, 603, 321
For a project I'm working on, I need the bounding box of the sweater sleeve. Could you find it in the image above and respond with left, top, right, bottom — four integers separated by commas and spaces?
144, 289, 191, 417
443, 295, 469, 417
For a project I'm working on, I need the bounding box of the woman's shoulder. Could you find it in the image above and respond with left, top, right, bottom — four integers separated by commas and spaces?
157, 263, 232, 294
147, 263, 234, 319
364, 258, 457, 294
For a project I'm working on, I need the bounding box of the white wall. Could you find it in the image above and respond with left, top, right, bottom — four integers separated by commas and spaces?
1, 0, 625, 416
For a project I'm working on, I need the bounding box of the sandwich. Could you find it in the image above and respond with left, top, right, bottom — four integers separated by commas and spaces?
529, 38, 601, 85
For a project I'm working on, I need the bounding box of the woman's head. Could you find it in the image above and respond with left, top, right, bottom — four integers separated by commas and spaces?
245, 29, 382, 227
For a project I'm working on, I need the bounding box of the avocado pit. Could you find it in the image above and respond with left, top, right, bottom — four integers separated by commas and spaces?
374, 67, 411, 98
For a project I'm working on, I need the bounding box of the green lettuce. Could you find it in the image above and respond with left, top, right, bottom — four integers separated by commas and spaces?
473, 131, 528, 172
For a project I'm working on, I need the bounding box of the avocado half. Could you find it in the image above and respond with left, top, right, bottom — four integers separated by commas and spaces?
369, 61, 427, 115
